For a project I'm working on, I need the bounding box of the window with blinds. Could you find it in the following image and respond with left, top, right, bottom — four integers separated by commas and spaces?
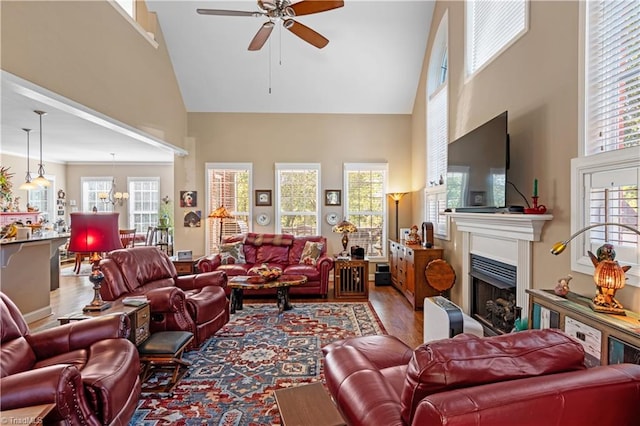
344, 163, 387, 259
128, 178, 159, 233
81, 178, 113, 212
275, 164, 319, 236
425, 13, 449, 239
466, 0, 528, 77
206, 163, 251, 253
576, 0, 639, 285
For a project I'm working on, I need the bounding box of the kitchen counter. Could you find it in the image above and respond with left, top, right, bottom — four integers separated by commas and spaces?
1, 232, 69, 323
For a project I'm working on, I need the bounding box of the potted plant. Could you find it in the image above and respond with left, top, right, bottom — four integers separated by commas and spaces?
158, 195, 173, 228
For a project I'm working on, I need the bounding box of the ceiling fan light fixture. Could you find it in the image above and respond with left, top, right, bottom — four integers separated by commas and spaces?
284, 6, 295, 17
283, 18, 294, 29
258, 0, 277, 11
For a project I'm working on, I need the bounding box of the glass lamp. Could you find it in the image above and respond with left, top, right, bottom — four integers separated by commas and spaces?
209, 205, 234, 245
68, 212, 123, 311
551, 222, 638, 315
332, 219, 357, 255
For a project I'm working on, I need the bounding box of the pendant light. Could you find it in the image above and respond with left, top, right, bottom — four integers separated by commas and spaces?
18, 128, 37, 191
31, 110, 50, 187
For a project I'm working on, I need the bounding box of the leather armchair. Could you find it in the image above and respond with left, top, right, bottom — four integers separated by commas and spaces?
0, 292, 141, 426
100, 246, 229, 347
323, 329, 640, 426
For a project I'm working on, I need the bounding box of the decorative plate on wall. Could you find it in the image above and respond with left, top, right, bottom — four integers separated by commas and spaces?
326, 212, 339, 226
256, 212, 271, 226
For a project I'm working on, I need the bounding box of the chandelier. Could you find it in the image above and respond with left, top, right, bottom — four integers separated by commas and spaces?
98, 153, 129, 206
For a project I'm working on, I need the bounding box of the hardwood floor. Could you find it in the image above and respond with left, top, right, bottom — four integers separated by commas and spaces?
29, 265, 425, 348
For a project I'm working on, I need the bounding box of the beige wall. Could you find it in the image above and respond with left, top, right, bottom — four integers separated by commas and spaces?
411, 1, 639, 310
1, 0, 187, 149
65, 163, 174, 229
178, 113, 413, 255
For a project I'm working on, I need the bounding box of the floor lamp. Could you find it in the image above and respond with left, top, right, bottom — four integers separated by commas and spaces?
209, 205, 234, 245
388, 192, 407, 241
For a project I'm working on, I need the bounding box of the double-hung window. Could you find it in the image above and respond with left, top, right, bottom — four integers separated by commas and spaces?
128, 177, 160, 233
206, 163, 252, 253
466, 0, 528, 77
425, 12, 449, 239
27, 176, 54, 223
275, 163, 319, 236
344, 163, 387, 260
81, 178, 113, 212
575, 0, 640, 285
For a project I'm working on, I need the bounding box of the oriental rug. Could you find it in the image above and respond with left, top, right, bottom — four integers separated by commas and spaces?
130, 302, 386, 425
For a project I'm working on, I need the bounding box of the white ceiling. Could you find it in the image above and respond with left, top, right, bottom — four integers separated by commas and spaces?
0, 1, 433, 163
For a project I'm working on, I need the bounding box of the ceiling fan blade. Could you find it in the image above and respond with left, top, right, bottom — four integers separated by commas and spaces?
197, 9, 263, 17
290, 0, 344, 16
248, 22, 275, 51
283, 19, 329, 49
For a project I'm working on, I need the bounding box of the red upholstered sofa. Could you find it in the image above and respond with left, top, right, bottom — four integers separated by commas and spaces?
99, 246, 229, 347
197, 233, 334, 297
323, 329, 640, 426
0, 292, 141, 426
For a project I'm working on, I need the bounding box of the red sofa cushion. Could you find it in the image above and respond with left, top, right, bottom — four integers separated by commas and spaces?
400, 329, 586, 424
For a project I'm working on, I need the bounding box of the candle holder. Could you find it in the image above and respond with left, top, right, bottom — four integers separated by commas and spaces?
524, 196, 547, 214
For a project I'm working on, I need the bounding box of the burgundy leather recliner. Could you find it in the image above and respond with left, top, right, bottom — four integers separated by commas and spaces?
323, 329, 640, 426
0, 292, 141, 426
99, 246, 229, 347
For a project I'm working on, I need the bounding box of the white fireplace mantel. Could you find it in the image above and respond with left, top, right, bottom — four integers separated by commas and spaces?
449, 212, 553, 316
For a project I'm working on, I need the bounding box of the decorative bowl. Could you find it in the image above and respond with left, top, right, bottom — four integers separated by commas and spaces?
258, 268, 282, 282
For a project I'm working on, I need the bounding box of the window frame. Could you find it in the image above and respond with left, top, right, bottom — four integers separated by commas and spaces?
425, 12, 450, 240
27, 174, 55, 224
275, 163, 320, 236
81, 177, 113, 213
575, 1, 640, 286
127, 177, 160, 233
344, 162, 388, 261
465, 0, 529, 79
205, 162, 253, 254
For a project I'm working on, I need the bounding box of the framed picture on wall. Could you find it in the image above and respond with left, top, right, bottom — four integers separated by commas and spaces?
255, 190, 272, 206
325, 190, 341, 206
180, 191, 197, 207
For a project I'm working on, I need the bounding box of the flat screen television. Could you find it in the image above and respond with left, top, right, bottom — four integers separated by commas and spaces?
446, 111, 509, 212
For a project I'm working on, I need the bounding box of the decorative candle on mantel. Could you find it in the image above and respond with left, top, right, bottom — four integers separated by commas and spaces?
533, 178, 538, 197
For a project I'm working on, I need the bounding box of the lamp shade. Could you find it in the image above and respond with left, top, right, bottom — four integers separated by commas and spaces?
68, 212, 123, 253
333, 220, 357, 234
387, 192, 408, 202
209, 205, 234, 219
594, 260, 626, 290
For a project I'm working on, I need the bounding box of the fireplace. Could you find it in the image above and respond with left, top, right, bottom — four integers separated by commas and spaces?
448, 212, 553, 322
470, 254, 520, 335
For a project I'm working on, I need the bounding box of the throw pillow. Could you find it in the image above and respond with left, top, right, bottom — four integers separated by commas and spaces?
299, 241, 324, 266
220, 242, 246, 265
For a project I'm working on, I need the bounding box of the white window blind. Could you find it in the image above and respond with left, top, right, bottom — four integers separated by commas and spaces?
275, 163, 319, 236
586, 0, 640, 155
206, 163, 251, 253
344, 163, 387, 259
427, 87, 448, 188
466, 0, 528, 76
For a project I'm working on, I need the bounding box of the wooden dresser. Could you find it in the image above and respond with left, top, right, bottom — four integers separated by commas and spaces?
389, 239, 444, 309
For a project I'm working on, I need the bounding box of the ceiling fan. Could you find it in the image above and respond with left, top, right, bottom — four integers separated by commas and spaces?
197, 0, 344, 51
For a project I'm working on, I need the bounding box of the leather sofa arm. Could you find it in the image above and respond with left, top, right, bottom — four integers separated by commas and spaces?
316, 255, 334, 295
28, 314, 130, 360
145, 286, 187, 312
176, 270, 228, 291
0, 364, 98, 425
197, 255, 221, 273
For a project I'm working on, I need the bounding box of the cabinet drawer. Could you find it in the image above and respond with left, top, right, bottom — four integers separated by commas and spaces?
174, 263, 193, 275
134, 305, 151, 345
565, 316, 601, 368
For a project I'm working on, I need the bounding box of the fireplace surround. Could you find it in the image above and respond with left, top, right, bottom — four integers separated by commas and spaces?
449, 212, 553, 323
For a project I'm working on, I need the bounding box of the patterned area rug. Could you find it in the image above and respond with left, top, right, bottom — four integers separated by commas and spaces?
131, 302, 386, 425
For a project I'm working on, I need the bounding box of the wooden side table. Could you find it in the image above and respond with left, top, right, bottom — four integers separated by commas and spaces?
275, 382, 345, 426
58, 301, 150, 345
334, 257, 369, 299
0, 403, 55, 425
170, 255, 202, 276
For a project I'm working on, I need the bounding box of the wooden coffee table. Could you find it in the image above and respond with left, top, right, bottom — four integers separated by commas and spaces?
228, 275, 307, 314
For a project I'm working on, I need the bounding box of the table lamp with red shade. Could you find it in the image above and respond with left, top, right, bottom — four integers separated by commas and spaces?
68, 212, 123, 311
